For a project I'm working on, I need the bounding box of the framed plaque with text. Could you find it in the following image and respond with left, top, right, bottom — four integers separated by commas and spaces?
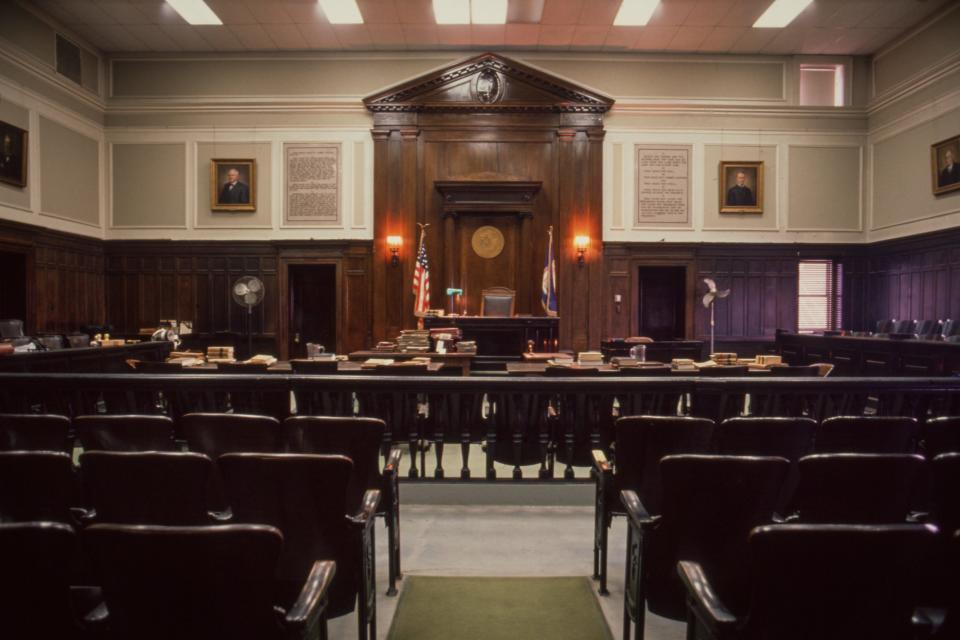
634, 145, 691, 227
283, 143, 341, 225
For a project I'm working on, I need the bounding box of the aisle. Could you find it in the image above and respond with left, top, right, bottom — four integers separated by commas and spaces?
327, 505, 685, 640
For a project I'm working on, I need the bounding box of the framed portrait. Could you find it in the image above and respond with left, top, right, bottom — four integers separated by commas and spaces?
210, 158, 256, 212
0, 120, 28, 188
719, 161, 763, 214
931, 135, 960, 196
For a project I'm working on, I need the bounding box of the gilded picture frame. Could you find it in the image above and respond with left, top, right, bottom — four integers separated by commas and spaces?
931, 135, 960, 196
719, 161, 764, 214
0, 120, 28, 188
210, 158, 256, 212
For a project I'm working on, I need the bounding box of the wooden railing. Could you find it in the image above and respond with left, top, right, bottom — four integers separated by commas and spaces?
1, 373, 958, 481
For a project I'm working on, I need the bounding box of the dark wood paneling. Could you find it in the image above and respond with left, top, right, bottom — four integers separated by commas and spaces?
103, 240, 372, 357
0, 219, 103, 335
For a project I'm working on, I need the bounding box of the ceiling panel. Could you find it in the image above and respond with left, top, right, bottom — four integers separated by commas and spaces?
23, 0, 955, 55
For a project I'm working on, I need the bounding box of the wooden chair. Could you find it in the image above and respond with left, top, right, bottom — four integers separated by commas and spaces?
0, 413, 72, 453
84, 523, 334, 640
792, 453, 925, 524
0, 522, 96, 639
920, 417, 960, 459
621, 455, 788, 640
592, 415, 714, 595
80, 451, 215, 526
0, 451, 77, 524
74, 414, 176, 452
680, 523, 937, 640
180, 413, 281, 512
714, 417, 817, 513
283, 416, 403, 596
219, 453, 379, 640
814, 416, 918, 454
479, 287, 515, 317
931, 453, 960, 536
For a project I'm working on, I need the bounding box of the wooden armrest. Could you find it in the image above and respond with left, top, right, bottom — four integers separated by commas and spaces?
620, 490, 658, 528
592, 449, 611, 474
348, 489, 381, 527
208, 510, 232, 523
285, 560, 336, 630
384, 447, 403, 474
677, 560, 738, 635
70, 507, 95, 524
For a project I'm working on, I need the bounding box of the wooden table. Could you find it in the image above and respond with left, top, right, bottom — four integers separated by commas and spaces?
185, 360, 447, 374
348, 351, 474, 376
505, 363, 773, 376
776, 332, 960, 376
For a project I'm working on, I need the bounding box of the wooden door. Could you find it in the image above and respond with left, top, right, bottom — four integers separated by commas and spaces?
637, 266, 687, 340
287, 265, 337, 359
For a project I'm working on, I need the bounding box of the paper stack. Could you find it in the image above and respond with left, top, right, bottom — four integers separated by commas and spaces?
456, 340, 477, 354
577, 351, 604, 366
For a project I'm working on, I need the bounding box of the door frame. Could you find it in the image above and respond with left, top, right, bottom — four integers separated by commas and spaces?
0, 240, 36, 335
278, 258, 341, 361
630, 258, 696, 340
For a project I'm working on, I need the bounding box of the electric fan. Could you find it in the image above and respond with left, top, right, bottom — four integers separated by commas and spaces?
231, 275, 265, 359
702, 278, 731, 354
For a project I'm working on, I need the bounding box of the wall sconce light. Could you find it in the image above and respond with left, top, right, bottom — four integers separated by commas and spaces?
614, 293, 622, 314
386, 235, 402, 267
574, 235, 590, 266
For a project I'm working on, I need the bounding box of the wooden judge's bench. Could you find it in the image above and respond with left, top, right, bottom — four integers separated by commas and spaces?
423, 316, 559, 359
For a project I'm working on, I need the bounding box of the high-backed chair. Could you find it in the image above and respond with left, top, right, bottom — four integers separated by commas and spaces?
180, 413, 280, 511
219, 453, 379, 640
85, 523, 335, 640
66, 333, 90, 349
592, 416, 714, 595
0, 522, 94, 639
479, 287, 515, 317
621, 455, 789, 639
36, 334, 65, 350
74, 414, 176, 452
875, 319, 895, 335
814, 416, 918, 454
0, 413, 72, 453
939, 530, 960, 640
714, 417, 817, 512
680, 523, 937, 640
942, 319, 958, 339
691, 365, 749, 421
892, 319, 917, 335
792, 453, 925, 524
0, 318, 25, 339
283, 416, 402, 596
0, 451, 77, 524
916, 320, 943, 340
921, 417, 960, 459
80, 451, 214, 525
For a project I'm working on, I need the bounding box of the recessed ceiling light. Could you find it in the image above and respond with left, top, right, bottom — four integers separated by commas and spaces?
433, 0, 471, 24
166, 0, 221, 25
753, 0, 814, 28
319, 0, 364, 24
472, 0, 508, 24
613, 0, 660, 27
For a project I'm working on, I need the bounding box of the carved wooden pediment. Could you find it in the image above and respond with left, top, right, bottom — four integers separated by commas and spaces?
363, 53, 614, 113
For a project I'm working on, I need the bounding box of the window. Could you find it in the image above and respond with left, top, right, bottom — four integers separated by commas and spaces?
798, 260, 842, 333
799, 64, 845, 107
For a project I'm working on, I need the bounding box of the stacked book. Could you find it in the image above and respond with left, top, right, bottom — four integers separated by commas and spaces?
429, 327, 462, 340
397, 330, 430, 352
374, 341, 398, 352
710, 352, 738, 365
577, 351, 604, 366
206, 346, 235, 363
672, 358, 697, 372
456, 340, 477, 354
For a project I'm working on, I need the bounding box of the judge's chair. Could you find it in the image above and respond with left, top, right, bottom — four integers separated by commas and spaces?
480, 287, 515, 317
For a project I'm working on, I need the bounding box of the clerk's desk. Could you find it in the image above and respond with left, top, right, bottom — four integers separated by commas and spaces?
423, 315, 559, 359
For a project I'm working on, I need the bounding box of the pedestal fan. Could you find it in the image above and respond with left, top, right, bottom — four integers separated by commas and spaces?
702, 278, 730, 355
232, 276, 265, 360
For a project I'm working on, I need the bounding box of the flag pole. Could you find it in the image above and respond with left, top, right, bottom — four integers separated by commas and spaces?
414, 223, 430, 330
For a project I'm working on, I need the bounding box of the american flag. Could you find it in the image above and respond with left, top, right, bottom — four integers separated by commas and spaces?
413, 225, 430, 316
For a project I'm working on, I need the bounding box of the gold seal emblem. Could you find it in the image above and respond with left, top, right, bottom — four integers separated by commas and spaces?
471, 225, 505, 259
